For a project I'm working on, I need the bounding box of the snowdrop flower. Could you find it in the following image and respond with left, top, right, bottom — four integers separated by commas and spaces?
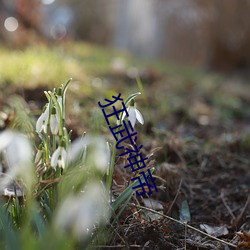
122, 99, 144, 128
50, 106, 60, 135
51, 143, 67, 169
36, 103, 50, 133
55, 182, 109, 240
56, 87, 63, 111
67, 135, 110, 173
35, 144, 43, 164
0, 130, 33, 190
92, 137, 110, 173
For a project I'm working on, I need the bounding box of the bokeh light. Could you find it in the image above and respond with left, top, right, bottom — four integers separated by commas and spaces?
4, 17, 19, 32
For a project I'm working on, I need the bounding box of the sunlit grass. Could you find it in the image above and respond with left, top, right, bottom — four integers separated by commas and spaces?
0, 44, 85, 86
0, 42, 131, 87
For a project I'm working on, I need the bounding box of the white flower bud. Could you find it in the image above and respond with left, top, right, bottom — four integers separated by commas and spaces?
50, 106, 59, 135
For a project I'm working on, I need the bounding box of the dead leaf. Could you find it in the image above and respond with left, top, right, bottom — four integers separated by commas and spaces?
142, 198, 164, 221
237, 231, 250, 248
200, 224, 229, 237
143, 198, 164, 211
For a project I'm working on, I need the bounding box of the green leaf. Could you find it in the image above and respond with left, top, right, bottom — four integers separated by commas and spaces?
124, 92, 141, 106
179, 199, 191, 222
111, 181, 137, 212
0, 207, 21, 250
32, 209, 46, 237
62, 78, 72, 98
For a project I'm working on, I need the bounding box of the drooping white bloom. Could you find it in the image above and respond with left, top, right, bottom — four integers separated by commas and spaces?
56, 87, 63, 112
67, 136, 110, 173
50, 106, 59, 135
92, 137, 110, 173
54, 182, 109, 240
57, 95, 63, 112
35, 144, 43, 164
51, 145, 67, 169
36, 103, 50, 133
0, 130, 33, 190
122, 99, 144, 128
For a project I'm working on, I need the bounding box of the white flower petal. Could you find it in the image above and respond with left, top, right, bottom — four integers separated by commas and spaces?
36, 113, 45, 133
50, 114, 59, 135
35, 149, 42, 164
121, 107, 129, 121
135, 108, 144, 125
0, 131, 33, 190
55, 183, 109, 240
93, 138, 110, 172
57, 159, 64, 169
60, 148, 67, 169
128, 107, 136, 128
51, 147, 61, 168
57, 96, 63, 112
41, 121, 48, 133
36, 104, 50, 133
51, 147, 67, 169
6, 133, 32, 170
67, 136, 89, 163
0, 130, 13, 151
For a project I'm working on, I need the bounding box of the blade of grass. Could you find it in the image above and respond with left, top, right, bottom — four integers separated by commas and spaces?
0, 208, 21, 250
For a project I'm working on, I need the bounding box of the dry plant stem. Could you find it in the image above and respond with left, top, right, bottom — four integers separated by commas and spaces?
166, 178, 183, 215
184, 221, 187, 250
34, 180, 60, 198
89, 245, 141, 249
221, 190, 236, 221
233, 192, 250, 227
129, 203, 238, 249
39, 177, 60, 184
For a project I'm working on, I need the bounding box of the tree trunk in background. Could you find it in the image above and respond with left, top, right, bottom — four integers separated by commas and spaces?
203, 0, 250, 71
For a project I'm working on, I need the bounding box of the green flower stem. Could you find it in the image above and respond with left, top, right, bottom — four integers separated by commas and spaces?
52, 134, 56, 152
106, 139, 117, 200
45, 97, 53, 164
63, 127, 70, 150
61, 78, 71, 126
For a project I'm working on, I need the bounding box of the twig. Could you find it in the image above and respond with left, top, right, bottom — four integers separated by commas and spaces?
221, 190, 236, 221
129, 203, 237, 249
34, 180, 59, 198
89, 244, 141, 248
233, 192, 250, 227
166, 178, 183, 215
184, 221, 187, 250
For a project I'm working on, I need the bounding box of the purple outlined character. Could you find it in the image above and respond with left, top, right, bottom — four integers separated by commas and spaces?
109, 120, 137, 149
131, 170, 158, 196
124, 152, 148, 172
98, 93, 123, 108
101, 102, 128, 126
98, 93, 129, 125
119, 144, 143, 157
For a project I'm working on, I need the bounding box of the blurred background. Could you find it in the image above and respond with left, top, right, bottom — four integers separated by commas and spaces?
1, 0, 250, 73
